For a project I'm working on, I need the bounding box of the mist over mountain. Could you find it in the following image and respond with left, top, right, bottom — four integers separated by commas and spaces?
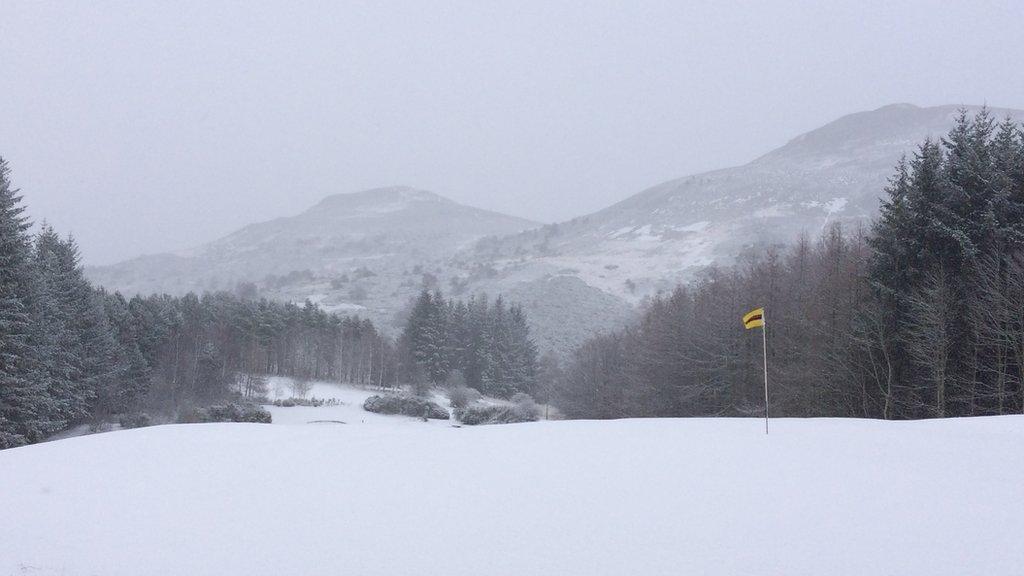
468, 104, 1024, 303
88, 186, 538, 313
87, 103, 1024, 352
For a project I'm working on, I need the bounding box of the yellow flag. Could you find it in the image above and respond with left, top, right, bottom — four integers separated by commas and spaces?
743, 307, 764, 330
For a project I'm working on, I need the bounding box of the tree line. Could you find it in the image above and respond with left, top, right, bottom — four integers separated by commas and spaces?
555, 110, 1024, 420
398, 290, 538, 398
131, 292, 393, 416
0, 158, 393, 448
4, 109, 1019, 445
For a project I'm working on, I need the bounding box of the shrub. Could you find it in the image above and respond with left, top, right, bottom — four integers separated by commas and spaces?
454, 401, 539, 425
178, 403, 272, 424
363, 395, 449, 420
272, 397, 328, 407
119, 413, 152, 429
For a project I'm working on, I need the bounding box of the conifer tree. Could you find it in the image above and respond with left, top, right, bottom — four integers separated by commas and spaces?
0, 159, 53, 446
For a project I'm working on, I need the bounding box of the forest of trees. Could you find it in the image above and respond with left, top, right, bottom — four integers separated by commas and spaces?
0, 158, 392, 448
4, 109, 1021, 446
555, 110, 1024, 420
398, 291, 538, 398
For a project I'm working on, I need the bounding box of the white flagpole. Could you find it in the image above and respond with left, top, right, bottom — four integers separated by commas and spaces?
762, 308, 769, 435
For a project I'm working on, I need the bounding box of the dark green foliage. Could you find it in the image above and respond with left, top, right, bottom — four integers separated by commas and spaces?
398, 291, 538, 398
178, 403, 272, 424
0, 159, 55, 446
34, 225, 130, 422
362, 394, 449, 419
866, 109, 1024, 418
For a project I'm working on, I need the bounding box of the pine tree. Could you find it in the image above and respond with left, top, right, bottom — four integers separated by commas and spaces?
0, 158, 53, 446
101, 291, 150, 412
399, 290, 450, 391
462, 294, 490, 390
506, 304, 538, 396
33, 224, 85, 426
481, 297, 512, 397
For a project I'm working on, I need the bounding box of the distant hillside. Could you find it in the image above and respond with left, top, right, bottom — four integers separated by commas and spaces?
88, 187, 542, 330
89, 186, 538, 295
465, 104, 1024, 304
89, 104, 1024, 354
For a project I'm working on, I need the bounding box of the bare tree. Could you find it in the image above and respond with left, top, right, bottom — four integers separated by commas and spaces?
289, 376, 313, 399
903, 271, 956, 417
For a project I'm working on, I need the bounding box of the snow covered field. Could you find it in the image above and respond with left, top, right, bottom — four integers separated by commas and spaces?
260, 378, 452, 427
2, 389, 1023, 575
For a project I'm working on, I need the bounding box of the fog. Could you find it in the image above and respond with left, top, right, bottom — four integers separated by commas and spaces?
2, 0, 1022, 264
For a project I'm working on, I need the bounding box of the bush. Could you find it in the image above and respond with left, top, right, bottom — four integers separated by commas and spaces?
363, 395, 449, 420
119, 413, 152, 429
178, 403, 272, 424
272, 397, 329, 407
454, 401, 539, 426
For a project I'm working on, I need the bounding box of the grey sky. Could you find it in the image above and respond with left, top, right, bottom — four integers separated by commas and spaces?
2, 0, 1022, 264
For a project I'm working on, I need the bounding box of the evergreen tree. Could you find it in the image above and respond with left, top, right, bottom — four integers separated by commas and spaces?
0, 159, 53, 446
33, 225, 86, 425
506, 304, 538, 397
101, 291, 150, 412
397, 291, 539, 398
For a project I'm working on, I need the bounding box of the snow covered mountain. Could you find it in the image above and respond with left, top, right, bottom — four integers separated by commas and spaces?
88, 186, 637, 352
88, 186, 540, 316
466, 104, 1024, 303
88, 104, 1024, 353
90, 186, 537, 293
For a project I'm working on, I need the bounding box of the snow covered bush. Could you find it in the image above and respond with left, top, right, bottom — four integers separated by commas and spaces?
363, 395, 449, 420
272, 397, 328, 407
454, 399, 539, 425
178, 403, 272, 424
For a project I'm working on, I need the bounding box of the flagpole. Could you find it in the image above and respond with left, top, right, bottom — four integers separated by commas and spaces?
762, 308, 769, 435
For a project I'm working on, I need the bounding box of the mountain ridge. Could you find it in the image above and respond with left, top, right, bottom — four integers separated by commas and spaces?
87, 103, 1024, 353
463, 103, 1024, 305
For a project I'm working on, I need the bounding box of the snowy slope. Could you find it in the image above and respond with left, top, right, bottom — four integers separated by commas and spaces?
3, 410, 1023, 575
86, 104, 1024, 354
468, 104, 1024, 303
85, 186, 539, 317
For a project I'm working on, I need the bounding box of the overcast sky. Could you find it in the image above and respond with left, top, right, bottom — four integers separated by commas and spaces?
2, 0, 1023, 264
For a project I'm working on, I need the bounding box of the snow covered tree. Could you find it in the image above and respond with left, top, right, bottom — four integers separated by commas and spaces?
505, 304, 538, 397
397, 290, 539, 398
0, 158, 53, 446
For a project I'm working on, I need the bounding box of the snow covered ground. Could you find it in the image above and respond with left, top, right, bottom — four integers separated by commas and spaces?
261, 377, 452, 427
2, 394, 1023, 575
